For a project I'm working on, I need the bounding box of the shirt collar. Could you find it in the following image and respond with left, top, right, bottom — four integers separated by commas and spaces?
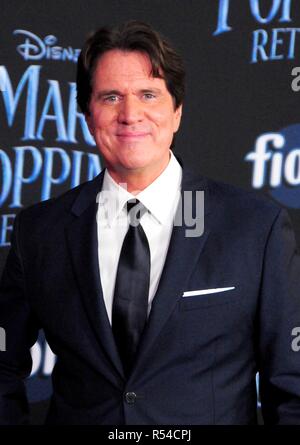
136, 151, 182, 224
99, 151, 182, 226
98, 170, 134, 226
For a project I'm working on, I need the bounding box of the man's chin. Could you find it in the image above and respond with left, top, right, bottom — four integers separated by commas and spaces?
119, 161, 151, 172
117, 155, 154, 171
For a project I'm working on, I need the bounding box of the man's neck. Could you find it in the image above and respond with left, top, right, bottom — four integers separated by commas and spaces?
107, 157, 171, 195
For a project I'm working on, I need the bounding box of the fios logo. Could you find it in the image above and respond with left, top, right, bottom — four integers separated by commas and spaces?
245, 124, 300, 208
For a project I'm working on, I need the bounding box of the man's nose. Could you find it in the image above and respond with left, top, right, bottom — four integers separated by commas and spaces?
118, 96, 143, 124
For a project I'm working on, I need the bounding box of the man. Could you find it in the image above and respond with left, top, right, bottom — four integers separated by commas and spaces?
0, 21, 300, 425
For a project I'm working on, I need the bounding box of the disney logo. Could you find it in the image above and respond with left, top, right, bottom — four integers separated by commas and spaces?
13, 29, 81, 63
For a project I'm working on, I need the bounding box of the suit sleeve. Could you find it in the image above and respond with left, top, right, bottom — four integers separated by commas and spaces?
258, 208, 300, 424
0, 212, 40, 425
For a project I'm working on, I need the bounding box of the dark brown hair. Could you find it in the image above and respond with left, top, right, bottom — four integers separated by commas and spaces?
76, 20, 185, 114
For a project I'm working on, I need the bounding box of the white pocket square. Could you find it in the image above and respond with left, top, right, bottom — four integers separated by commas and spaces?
182, 287, 235, 297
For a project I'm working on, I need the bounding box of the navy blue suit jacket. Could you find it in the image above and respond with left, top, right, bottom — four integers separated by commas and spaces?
1, 165, 300, 424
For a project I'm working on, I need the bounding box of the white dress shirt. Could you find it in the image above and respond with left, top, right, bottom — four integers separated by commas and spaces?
97, 151, 182, 325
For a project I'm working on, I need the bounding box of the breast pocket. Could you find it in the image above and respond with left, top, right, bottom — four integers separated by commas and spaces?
179, 286, 238, 311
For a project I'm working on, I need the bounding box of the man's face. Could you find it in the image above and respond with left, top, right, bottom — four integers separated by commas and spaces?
86, 49, 182, 181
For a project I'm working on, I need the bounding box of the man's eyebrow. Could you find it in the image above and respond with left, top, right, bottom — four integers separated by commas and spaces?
140, 88, 162, 94
94, 87, 163, 98
95, 89, 121, 98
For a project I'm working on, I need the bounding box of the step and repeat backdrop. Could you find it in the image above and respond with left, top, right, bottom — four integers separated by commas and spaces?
1, 0, 300, 424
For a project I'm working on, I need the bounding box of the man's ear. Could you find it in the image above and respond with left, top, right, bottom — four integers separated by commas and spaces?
85, 112, 94, 137
173, 104, 183, 133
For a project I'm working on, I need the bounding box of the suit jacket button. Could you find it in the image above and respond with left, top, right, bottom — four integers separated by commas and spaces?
125, 391, 137, 404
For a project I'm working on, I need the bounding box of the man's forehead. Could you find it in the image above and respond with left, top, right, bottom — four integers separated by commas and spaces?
92, 49, 164, 85
95, 49, 152, 69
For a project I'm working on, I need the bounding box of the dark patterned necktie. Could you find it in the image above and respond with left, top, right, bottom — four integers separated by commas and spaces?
112, 199, 150, 377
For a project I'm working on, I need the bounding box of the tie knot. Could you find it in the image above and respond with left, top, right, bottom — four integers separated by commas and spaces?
126, 199, 147, 226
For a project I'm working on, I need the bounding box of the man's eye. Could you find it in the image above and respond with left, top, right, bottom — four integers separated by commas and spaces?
103, 95, 119, 103
143, 93, 156, 100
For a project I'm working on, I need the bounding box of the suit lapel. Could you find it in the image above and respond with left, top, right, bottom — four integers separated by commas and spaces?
129, 169, 213, 381
66, 172, 125, 380
65, 165, 214, 383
